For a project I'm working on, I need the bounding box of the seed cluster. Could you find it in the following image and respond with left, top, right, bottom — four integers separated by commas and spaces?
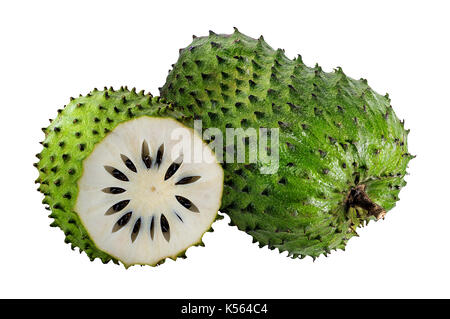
103, 141, 201, 243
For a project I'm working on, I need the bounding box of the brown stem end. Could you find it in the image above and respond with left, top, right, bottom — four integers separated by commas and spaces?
346, 184, 386, 220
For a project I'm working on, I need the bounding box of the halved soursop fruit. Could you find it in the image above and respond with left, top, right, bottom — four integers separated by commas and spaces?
35, 87, 223, 267
160, 29, 414, 259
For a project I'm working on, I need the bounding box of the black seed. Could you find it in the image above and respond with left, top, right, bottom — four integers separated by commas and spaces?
102, 187, 126, 194
149, 216, 155, 240
105, 166, 129, 181
165, 161, 182, 180
113, 200, 130, 212
131, 218, 141, 243
160, 214, 170, 242
112, 212, 132, 232
155, 144, 164, 167
141, 141, 152, 168
121, 154, 137, 173
106, 200, 130, 215
175, 176, 201, 185
175, 195, 199, 213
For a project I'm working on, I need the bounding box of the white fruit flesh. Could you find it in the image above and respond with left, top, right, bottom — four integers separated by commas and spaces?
76, 116, 223, 266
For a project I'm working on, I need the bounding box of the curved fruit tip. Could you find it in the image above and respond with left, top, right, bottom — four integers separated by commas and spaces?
209, 30, 217, 36
295, 54, 303, 64
314, 63, 323, 72
178, 252, 187, 259
334, 66, 344, 74
233, 26, 240, 34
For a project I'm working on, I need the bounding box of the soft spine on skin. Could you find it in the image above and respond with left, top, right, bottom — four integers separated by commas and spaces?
160, 28, 414, 259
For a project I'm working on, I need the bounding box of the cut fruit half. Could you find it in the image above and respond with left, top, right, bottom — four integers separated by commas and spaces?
76, 116, 223, 267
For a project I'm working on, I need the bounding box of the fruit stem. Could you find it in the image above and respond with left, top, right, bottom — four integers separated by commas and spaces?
346, 184, 386, 220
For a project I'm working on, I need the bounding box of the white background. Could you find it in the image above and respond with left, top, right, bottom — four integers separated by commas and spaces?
1, 0, 449, 298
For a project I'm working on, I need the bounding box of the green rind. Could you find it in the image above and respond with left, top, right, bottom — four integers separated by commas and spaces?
160, 29, 413, 259
35, 87, 222, 267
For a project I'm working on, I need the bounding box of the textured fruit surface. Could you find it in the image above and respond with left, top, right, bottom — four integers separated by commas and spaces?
160, 29, 414, 259
35, 88, 223, 267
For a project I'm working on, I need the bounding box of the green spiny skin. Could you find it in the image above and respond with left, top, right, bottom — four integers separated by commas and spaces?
35, 87, 220, 267
160, 29, 414, 259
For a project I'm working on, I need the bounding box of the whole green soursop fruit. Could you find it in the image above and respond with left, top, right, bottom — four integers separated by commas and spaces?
160, 29, 413, 259
35, 87, 224, 267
